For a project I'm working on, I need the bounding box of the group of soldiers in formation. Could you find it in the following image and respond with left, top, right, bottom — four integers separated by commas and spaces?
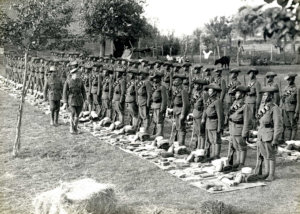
4, 51, 300, 182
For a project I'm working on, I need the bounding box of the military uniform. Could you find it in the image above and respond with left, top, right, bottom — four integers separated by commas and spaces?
172, 74, 190, 146
265, 72, 280, 106
82, 66, 92, 113
112, 67, 126, 124
150, 72, 167, 137
191, 79, 209, 149
90, 64, 102, 115
202, 68, 213, 83
256, 86, 283, 181
228, 86, 252, 168
281, 73, 300, 141
212, 69, 226, 102
101, 69, 113, 119
202, 83, 224, 159
63, 67, 86, 134
44, 66, 63, 126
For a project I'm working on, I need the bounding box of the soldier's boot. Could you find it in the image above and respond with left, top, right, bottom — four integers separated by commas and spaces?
213, 144, 221, 159
178, 131, 186, 146
259, 159, 269, 179
253, 155, 264, 175
55, 110, 59, 126
199, 136, 205, 150
284, 128, 292, 141
69, 117, 75, 134
238, 150, 247, 169
227, 145, 235, 166
265, 160, 275, 182
232, 151, 240, 169
74, 117, 80, 134
144, 119, 150, 134
155, 124, 164, 137
291, 129, 297, 140
50, 111, 55, 126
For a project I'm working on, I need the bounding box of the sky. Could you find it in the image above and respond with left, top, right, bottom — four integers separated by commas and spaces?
143, 0, 280, 37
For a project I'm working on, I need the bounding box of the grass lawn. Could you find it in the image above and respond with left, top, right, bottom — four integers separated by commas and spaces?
0, 64, 300, 213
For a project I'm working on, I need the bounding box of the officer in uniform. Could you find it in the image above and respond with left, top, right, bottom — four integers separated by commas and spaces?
171, 73, 190, 146
255, 86, 283, 181
136, 69, 152, 133
228, 86, 252, 169
44, 66, 63, 126
202, 83, 223, 160
101, 68, 113, 119
265, 72, 280, 106
125, 69, 139, 131
90, 63, 103, 116
62, 65, 86, 134
191, 79, 209, 149
212, 68, 226, 102
112, 66, 126, 125
281, 73, 300, 141
150, 72, 167, 137
245, 68, 261, 128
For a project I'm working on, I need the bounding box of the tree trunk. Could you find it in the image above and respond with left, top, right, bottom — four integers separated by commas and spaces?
99, 36, 106, 57
12, 51, 28, 157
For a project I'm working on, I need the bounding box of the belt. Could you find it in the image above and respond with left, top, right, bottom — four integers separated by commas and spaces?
264, 124, 273, 128
229, 118, 243, 124
208, 115, 217, 119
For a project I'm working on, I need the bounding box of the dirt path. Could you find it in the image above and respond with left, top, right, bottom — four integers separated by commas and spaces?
0, 89, 300, 214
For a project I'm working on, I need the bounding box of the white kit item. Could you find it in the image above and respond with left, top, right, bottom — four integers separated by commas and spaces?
90, 111, 98, 119
154, 136, 164, 143
286, 141, 300, 146
241, 167, 252, 174
211, 159, 224, 172
192, 149, 205, 157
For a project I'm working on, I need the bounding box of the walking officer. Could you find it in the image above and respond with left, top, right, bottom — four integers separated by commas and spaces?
62, 65, 86, 134
44, 66, 63, 126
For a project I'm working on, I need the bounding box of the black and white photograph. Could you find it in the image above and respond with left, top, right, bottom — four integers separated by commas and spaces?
0, 0, 300, 213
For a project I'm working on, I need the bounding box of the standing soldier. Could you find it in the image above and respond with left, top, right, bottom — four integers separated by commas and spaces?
228, 86, 252, 169
281, 73, 299, 141
137, 69, 152, 133
255, 86, 283, 181
191, 79, 209, 149
212, 68, 226, 102
90, 63, 103, 116
162, 62, 173, 107
44, 66, 63, 126
150, 72, 167, 137
125, 69, 139, 131
62, 65, 86, 134
83, 65, 92, 114
265, 72, 280, 106
202, 68, 213, 83
245, 68, 261, 128
171, 74, 190, 146
101, 68, 113, 119
202, 83, 223, 160
112, 67, 126, 125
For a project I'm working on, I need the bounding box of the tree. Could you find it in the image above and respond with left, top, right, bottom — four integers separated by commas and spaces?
0, 0, 74, 157
205, 16, 233, 58
80, 0, 150, 57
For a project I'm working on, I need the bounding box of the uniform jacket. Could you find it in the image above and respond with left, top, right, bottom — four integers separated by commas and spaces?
44, 75, 63, 101
112, 77, 126, 102
267, 82, 280, 106
229, 99, 251, 137
90, 74, 101, 95
102, 76, 113, 100
151, 83, 167, 112
83, 74, 91, 94
172, 86, 190, 117
192, 89, 208, 119
282, 84, 300, 113
125, 80, 137, 103
257, 103, 283, 143
137, 80, 152, 107
203, 97, 223, 131
225, 79, 241, 104
63, 77, 86, 106
212, 76, 226, 101
245, 78, 261, 104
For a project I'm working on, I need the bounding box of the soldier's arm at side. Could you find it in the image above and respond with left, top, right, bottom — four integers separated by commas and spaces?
215, 99, 223, 132
272, 106, 283, 145
145, 81, 152, 107
220, 79, 226, 101
295, 88, 300, 116
181, 90, 190, 117
97, 75, 101, 96
81, 81, 87, 101
242, 104, 251, 138
120, 79, 126, 103
255, 81, 262, 114
43, 80, 49, 101
160, 86, 167, 113
62, 80, 69, 103
274, 83, 280, 106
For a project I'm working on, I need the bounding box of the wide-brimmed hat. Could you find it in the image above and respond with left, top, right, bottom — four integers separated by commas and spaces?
214, 68, 223, 73
69, 61, 78, 66
203, 68, 213, 72
266, 72, 277, 77
150, 71, 164, 79
247, 68, 259, 75
204, 83, 222, 91
70, 68, 79, 74
193, 79, 209, 85
284, 72, 297, 80
173, 73, 188, 79
229, 68, 241, 74
193, 65, 203, 70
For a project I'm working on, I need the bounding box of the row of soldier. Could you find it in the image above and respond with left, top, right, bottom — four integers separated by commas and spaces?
4, 52, 300, 181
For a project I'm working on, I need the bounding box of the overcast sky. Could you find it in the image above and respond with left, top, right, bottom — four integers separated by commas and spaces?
143, 0, 280, 37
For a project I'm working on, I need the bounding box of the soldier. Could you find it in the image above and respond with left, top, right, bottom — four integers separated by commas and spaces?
191, 79, 209, 149
136, 69, 152, 133
171, 73, 190, 146
192, 65, 203, 81
150, 72, 167, 137
125, 69, 139, 131
162, 62, 173, 107
100, 68, 113, 119
202, 83, 223, 160
82, 65, 92, 114
281, 73, 300, 141
202, 68, 213, 83
112, 66, 126, 125
90, 63, 103, 116
173, 63, 182, 74
62, 65, 86, 134
228, 86, 252, 169
44, 66, 63, 126
265, 72, 280, 106
245, 68, 261, 128
212, 68, 226, 102
147, 61, 156, 76
255, 86, 283, 181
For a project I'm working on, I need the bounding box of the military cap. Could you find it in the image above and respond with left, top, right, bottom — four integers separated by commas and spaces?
150, 71, 164, 79
182, 62, 192, 67
203, 68, 212, 72
194, 65, 203, 70
266, 72, 277, 77
148, 61, 156, 65
69, 61, 78, 66
193, 79, 209, 85
247, 68, 259, 75
230, 68, 241, 74
204, 83, 222, 91
214, 68, 223, 73
285, 72, 297, 80
173, 63, 182, 68
70, 68, 79, 74
163, 62, 172, 66
260, 86, 279, 94
233, 85, 250, 93
173, 73, 188, 79
49, 66, 56, 72
139, 59, 148, 63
